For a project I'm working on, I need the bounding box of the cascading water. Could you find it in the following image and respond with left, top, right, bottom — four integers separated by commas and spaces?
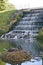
1, 10, 43, 40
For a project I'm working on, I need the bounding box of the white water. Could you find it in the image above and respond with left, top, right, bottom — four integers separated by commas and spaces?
1, 9, 43, 39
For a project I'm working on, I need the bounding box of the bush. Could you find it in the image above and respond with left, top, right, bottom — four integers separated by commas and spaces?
15, 13, 23, 21
36, 28, 43, 42
36, 28, 43, 49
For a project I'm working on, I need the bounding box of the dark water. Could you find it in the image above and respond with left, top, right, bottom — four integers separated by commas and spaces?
0, 9, 43, 65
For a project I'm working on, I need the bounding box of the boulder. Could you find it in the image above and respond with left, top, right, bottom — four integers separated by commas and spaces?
1, 48, 32, 64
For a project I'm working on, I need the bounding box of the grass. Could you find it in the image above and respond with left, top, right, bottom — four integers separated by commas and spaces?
0, 10, 23, 36
0, 10, 15, 36
0, 40, 16, 65
0, 3, 16, 36
0, 40, 13, 53
0, 39, 17, 56
0, 61, 5, 65
0, 2, 23, 36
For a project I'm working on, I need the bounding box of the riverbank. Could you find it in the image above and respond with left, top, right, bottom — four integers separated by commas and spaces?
0, 10, 23, 36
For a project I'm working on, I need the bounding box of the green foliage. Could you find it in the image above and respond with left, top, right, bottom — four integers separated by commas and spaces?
36, 28, 43, 48
15, 13, 23, 21
36, 33, 43, 42
36, 28, 43, 42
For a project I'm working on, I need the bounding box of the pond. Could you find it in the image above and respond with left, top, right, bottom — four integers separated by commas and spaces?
0, 38, 42, 65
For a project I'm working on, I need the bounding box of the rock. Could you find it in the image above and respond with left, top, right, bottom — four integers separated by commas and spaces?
1, 48, 32, 64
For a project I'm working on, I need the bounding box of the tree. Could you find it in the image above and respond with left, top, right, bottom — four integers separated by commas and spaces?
0, 0, 8, 11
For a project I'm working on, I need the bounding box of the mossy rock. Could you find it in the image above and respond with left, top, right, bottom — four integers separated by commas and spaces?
1, 48, 32, 64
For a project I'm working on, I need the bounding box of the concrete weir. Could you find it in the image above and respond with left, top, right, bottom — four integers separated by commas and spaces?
1, 8, 43, 39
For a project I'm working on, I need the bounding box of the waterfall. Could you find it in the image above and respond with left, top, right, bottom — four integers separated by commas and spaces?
1, 9, 43, 40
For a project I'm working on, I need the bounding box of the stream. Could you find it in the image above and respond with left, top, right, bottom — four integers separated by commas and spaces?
0, 9, 43, 65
